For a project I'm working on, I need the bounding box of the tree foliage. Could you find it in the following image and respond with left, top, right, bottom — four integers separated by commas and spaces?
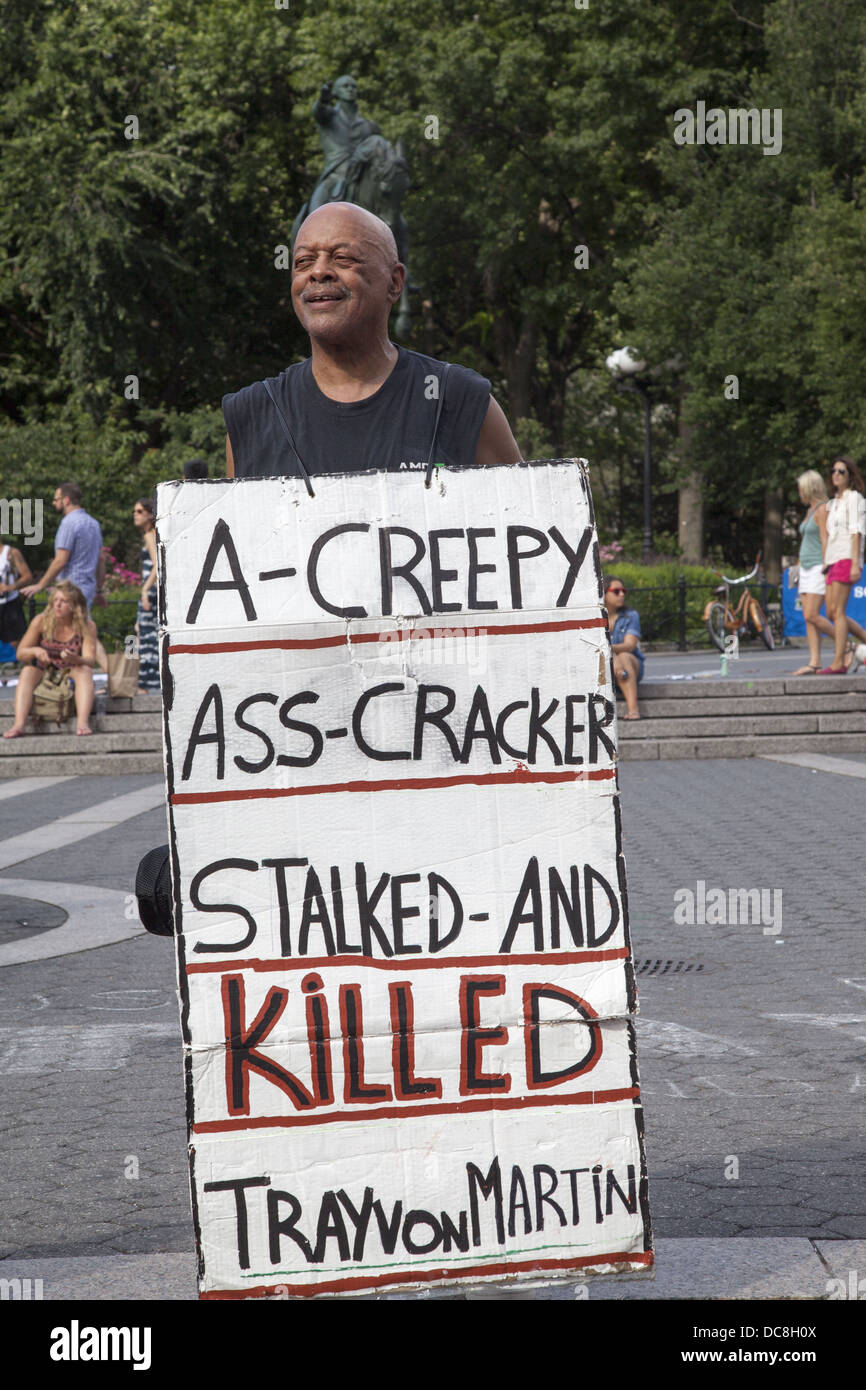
1, 0, 864, 563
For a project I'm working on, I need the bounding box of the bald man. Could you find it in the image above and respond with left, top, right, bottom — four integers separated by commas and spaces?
223, 203, 522, 480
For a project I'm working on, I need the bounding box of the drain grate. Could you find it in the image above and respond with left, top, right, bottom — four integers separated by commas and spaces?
632, 959, 704, 976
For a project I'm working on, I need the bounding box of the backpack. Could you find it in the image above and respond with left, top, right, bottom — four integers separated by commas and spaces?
32, 666, 75, 728
135, 844, 175, 936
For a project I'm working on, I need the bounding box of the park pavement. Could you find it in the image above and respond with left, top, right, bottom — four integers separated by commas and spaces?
0, 756, 864, 1302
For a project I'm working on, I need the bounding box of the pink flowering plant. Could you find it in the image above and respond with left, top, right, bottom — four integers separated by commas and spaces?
599, 540, 623, 564
101, 547, 141, 594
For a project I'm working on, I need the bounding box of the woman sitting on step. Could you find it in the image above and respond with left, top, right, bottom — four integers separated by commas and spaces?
3, 582, 99, 738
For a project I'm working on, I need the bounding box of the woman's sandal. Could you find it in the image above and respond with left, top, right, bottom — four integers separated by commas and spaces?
792, 664, 820, 675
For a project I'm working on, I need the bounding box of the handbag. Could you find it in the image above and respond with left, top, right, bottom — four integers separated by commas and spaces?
32, 666, 75, 728
106, 650, 140, 698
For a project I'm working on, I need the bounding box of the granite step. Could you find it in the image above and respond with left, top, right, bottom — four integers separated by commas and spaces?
0, 712, 163, 734
618, 731, 866, 761
0, 751, 164, 777
619, 692, 866, 719
633, 675, 866, 699
0, 731, 161, 757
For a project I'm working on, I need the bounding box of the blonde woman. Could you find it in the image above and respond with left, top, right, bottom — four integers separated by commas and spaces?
3, 582, 98, 737
821, 457, 866, 674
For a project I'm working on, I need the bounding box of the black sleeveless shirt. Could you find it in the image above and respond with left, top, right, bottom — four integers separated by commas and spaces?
222, 348, 491, 479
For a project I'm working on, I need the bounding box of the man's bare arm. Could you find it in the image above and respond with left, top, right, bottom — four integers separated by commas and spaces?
226, 434, 235, 478
474, 397, 523, 468
21, 548, 70, 597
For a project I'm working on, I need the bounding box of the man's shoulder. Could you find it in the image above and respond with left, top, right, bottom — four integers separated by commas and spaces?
400, 350, 489, 383
223, 364, 308, 413
398, 347, 490, 391
58, 509, 101, 543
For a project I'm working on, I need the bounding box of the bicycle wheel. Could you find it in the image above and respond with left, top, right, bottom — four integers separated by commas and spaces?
707, 602, 728, 651
750, 599, 775, 650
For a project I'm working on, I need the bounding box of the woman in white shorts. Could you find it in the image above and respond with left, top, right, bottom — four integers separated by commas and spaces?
793, 471, 830, 674
794, 468, 866, 673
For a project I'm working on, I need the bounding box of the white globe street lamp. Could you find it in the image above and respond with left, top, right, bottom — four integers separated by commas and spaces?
607, 347, 654, 559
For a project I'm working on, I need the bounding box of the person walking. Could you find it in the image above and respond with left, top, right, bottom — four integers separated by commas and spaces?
20, 483, 104, 611
0, 540, 33, 655
3, 582, 98, 737
133, 498, 160, 694
820, 457, 866, 674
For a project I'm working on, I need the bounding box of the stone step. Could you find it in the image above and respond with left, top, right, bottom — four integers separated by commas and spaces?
619, 692, 866, 719
634, 675, 866, 699
619, 711, 866, 745
618, 731, 866, 761
0, 751, 164, 777
0, 711, 163, 733
103, 694, 163, 713
0, 731, 161, 757
0, 692, 162, 716
618, 713, 813, 739
618, 712, 866, 739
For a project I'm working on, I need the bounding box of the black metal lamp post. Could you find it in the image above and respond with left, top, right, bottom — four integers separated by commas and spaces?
606, 348, 654, 561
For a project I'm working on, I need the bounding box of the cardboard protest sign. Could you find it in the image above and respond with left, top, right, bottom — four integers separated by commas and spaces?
157, 461, 652, 1298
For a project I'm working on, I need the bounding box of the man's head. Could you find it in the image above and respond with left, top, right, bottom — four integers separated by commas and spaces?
292, 203, 405, 351
53, 482, 82, 513
332, 75, 358, 104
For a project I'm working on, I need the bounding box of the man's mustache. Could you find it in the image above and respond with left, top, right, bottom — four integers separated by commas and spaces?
301, 287, 350, 303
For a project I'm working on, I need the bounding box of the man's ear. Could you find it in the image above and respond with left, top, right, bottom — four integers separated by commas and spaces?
388, 262, 407, 303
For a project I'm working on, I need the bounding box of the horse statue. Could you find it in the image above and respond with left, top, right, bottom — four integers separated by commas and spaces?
291, 77, 413, 338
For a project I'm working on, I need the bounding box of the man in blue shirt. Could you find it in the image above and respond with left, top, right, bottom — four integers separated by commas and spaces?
22, 483, 104, 610
605, 576, 644, 720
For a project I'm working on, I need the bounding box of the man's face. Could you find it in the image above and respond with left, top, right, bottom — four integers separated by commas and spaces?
292, 209, 404, 349
52, 489, 64, 512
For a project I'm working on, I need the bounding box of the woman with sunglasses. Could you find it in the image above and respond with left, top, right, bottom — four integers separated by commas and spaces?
820, 456, 866, 674
604, 576, 644, 719
133, 498, 160, 694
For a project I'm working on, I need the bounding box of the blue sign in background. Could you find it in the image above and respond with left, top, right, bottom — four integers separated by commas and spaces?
781, 567, 866, 637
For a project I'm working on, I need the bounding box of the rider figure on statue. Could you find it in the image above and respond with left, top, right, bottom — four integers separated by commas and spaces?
309, 76, 382, 211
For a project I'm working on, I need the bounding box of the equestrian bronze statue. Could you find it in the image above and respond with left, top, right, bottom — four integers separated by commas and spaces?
292, 75, 412, 337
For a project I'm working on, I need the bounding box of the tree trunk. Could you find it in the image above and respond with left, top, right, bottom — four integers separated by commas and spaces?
762, 486, 784, 583
676, 389, 704, 562
678, 475, 704, 562
481, 260, 538, 432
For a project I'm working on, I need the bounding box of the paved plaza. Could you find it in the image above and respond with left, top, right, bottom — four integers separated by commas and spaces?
1, 756, 864, 1300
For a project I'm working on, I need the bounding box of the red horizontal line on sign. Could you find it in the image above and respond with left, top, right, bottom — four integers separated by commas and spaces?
168, 616, 606, 656
192, 1086, 640, 1135
185, 947, 629, 975
171, 766, 616, 806
200, 1249, 654, 1299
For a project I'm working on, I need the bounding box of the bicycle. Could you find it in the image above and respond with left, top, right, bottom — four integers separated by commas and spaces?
703, 555, 775, 652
